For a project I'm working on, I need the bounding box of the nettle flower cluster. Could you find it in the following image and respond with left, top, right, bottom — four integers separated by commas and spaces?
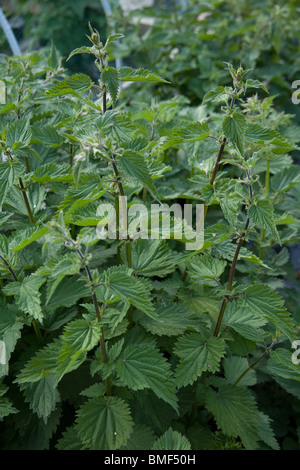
0, 27, 300, 450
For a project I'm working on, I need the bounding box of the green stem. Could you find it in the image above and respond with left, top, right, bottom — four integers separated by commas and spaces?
71, 240, 111, 395
233, 341, 276, 386
210, 138, 227, 186
18, 178, 35, 224
213, 218, 250, 338
32, 319, 44, 346
259, 159, 270, 259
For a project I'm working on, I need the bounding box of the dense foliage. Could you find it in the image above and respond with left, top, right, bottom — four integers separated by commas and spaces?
0, 2, 300, 451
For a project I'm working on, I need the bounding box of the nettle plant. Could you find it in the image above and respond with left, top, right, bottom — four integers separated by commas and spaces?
0, 27, 300, 450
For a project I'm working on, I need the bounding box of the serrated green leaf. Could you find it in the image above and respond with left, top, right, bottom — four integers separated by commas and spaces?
101, 67, 120, 106
266, 348, 300, 381
9, 226, 50, 252
129, 239, 176, 277
174, 331, 226, 387
118, 150, 160, 201
202, 86, 228, 104
76, 396, 134, 450
205, 384, 259, 449
0, 159, 25, 207
245, 123, 278, 141
61, 317, 101, 354
222, 111, 246, 154
242, 284, 296, 342
223, 356, 257, 386
271, 166, 300, 193
152, 427, 191, 450
248, 197, 280, 242
15, 339, 61, 384
56, 426, 88, 450
0, 395, 18, 419
186, 254, 227, 280
106, 267, 157, 319
46, 73, 93, 97
21, 375, 61, 423
257, 411, 279, 450
223, 300, 267, 342
6, 117, 32, 149
116, 344, 178, 412
3, 275, 46, 321
119, 66, 169, 83
139, 302, 201, 337
32, 163, 73, 184
121, 423, 156, 450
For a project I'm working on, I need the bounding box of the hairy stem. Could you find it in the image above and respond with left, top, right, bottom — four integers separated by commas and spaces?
210, 138, 227, 186
233, 341, 276, 386
259, 158, 270, 259
18, 177, 35, 224
70, 240, 111, 395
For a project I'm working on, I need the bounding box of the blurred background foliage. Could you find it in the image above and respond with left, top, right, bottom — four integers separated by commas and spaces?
1, 0, 300, 122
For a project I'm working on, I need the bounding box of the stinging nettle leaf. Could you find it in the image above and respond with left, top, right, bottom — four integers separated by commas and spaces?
119, 66, 169, 83
174, 331, 226, 387
76, 396, 134, 450
101, 67, 121, 107
116, 343, 178, 412
222, 111, 246, 154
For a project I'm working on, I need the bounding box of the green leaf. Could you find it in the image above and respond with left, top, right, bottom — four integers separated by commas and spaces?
118, 150, 160, 201
48, 41, 60, 69
257, 412, 279, 450
242, 284, 296, 342
271, 166, 300, 193
174, 331, 226, 387
0, 395, 18, 419
56, 426, 88, 450
248, 197, 280, 242
9, 226, 50, 252
152, 427, 191, 450
32, 163, 73, 184
106, 267, 157, 319
6, 117, 32, 149
222, 111, 246, 154
31, 124, 64, 148
61, 317, 101, 354
223, 300, 267, 342
3, 275, 46, 321
119, 66, 169, 83
66, 46, 94, 61
44, 277, 91, 310
245, 123, 278, 141
139, 302, 201, 337
266, 348, 300, 381
186, 254, 227, 280
116, 344, 178, 412
76, 396, 134, 450
21, 375, 61, 423
104, 33, 124, 47
202, 86, 228, 104
101, 67, 120, 107
121, 424, 156, 450
223, 356, 257, 386
129, 239, 176, 277
15, 339, 61, 384
46, 73, 93, 97
177, 121, 210, 142
205, 384, 259, 449
0, 306, 24, 377
0, 159, 24, 207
